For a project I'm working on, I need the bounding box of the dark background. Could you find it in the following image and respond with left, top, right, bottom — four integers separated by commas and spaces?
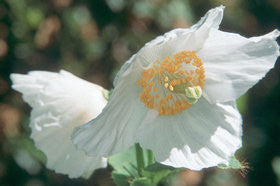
0, 0, 279, 185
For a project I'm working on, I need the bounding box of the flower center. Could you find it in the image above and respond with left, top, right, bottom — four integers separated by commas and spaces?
137, 50, 205, 115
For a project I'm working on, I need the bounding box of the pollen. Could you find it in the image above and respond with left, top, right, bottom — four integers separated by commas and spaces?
137, 50, 205, 116
169, 85, 174, 91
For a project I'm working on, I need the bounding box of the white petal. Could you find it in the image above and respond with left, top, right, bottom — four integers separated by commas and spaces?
190, 5, 224, 30
199, 29, 280, 103
113, 6, 224, 86
10, 70, 107, 178
139, 6, 224, 67
72, 58, 148, 156
73, 6, 226, 157
136, 98, 242, 170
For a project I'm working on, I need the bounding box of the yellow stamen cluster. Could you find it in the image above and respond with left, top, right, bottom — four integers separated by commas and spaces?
137, 50, 205, 115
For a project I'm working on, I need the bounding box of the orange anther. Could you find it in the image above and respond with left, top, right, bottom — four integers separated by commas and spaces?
137, 50, 205, 116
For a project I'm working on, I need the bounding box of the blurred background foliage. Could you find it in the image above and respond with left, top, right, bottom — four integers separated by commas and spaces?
0, 0, 279, 185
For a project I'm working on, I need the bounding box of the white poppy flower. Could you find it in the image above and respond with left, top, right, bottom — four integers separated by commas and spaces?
11, 70, 108, 178
72, 6, 280, 170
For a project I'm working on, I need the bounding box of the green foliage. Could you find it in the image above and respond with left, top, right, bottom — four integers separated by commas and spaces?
142, 163, 180, 185
109, 144, 179, 186
218, 156, 246, 170
111, 172, 130, 186
109, 145, 141, 176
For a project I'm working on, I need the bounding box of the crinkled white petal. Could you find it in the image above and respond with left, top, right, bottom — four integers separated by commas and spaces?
72, 58, 148, 156
138, 5, 224, 68
73, 6, 226, 157
10, 70, 107, 178
199, 29, 280, 103
136, 98, 242, 170
114, 6, 224, 86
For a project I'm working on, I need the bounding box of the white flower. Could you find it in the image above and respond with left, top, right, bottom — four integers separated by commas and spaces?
10, 70, 108, 178
72, 6, 280, 170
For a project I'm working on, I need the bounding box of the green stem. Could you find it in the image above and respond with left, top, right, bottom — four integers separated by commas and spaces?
148, 149, 155, 165
135, 143, 144, 176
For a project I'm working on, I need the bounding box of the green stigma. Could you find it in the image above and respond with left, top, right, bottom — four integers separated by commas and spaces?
185, 86, 202, 104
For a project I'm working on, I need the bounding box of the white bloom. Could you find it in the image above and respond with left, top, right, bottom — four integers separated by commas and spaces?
11, 70, 108, 178
72, 6, 280, 170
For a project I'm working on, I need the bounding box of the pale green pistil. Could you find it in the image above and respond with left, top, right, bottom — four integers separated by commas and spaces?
184, 86, 202, 104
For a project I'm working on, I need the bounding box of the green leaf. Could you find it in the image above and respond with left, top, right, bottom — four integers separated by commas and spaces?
108, 145, 153, 176
131, 177, 152, 186
111, 171, 131, 186
142, 163, 180, 185
109, 145, 178, 186
108, 146, 139, 176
